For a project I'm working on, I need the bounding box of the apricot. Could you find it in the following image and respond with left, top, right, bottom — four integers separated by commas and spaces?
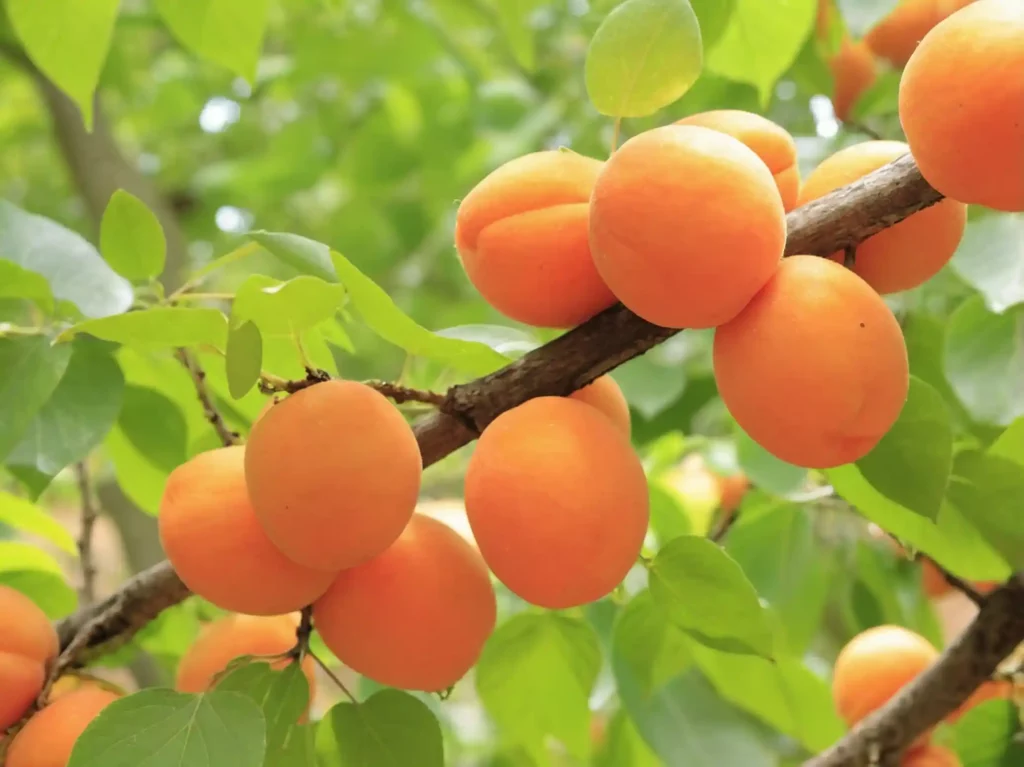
159, 446, 334, 615
832, 625, 939, 726
675, 110, 801, 211
828, 39, 878, 123
902, 744, 962, 767
717, 472, 750, 514
589, 125, 786, 329
921, 558, 953, 599
6, 687, 120, 767
464, 397, 649, 608
947, 679, 1013, 723
245, 379, 422, 572
569, 375, 631, 436
454, 150, 616, 328
865, 0, 977, 67
799, 141, 967, 293
176, 614, 316, 695
314, 514, 496, 692
899, 0, 1024, 212
0, 586, 59, 733
713, 256, 909, 469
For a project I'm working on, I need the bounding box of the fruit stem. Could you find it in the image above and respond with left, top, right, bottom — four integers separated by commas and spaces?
310, 650, 358, 704
364, 380, 446, 407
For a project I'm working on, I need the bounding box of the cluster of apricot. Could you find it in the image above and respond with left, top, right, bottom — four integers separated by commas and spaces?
0, 585, 123, 766
832, 624, 1014, 766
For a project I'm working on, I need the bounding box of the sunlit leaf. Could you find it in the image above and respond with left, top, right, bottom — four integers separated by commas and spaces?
59, 307, 229, 350
947, 451, 1024, 570
231, 274, 346, 336
950, 700, 1024, 767
612, 590, 693, 697
225, 321, 263, 399
155, 0, 271, 82
0, 260, 54, 313
951, 212, 1024, 314
117, 385, 189, 473
0, 568, 77, 619
0, 491, 77, 553
100, 189, 167, 282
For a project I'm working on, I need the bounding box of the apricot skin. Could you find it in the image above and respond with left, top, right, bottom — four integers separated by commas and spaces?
569, 375, 631, 436
899, 0, 1024, 212
866, 0, 977, 67
713, 256, 909, 469
799, 141, 967, 294
245, 380, 423, 572
176, 614, 316, 696
6, 688, 120, 767
0, 585, 59, 733
464, 397, 650, 609
314, 514, 496, 692
159, 446, 335, 616
675, 110, 801, 211
832, 625, 939, 727
454, 151, 616, 328
590, 125, 786, 330
902, 744, 963, 767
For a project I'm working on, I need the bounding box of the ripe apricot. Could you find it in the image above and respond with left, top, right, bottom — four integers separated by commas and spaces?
454, 150, 616, 328
675, 110, 801, 210
799, 141, 967, 293
314, 514, 496, 692
464, 397, 649, 608
717, 472, 750, 514
902, 744, 962, 767
865, 0, 976, 67
159, 446, 335, 616
0, 586, 59, 733
6, 687, 120, 767
713, 256, 909, 469
832, 625, 939, 726
245, 379, 422, 572
828, 39, 878, 123
947, 679, 1013, 723
921, 558, 953, 599
569, 375, 631, 436
899, 0, 1024, 212
176, 614, 316, 696
590, 125, 786, 329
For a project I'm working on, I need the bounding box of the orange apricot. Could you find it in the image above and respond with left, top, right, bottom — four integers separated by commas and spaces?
0, 586, 59, 733
713, 256, 909, 469
6, 687, 120, 767
245, 379, 422, 572
717, 472, 750, 514
947, 679, 1013, 723
902, 744, 962, 767
799, 141, 967, 293
865, 0, 977, 67
589, 125, 786, 330
828, 38, 878, 123
921, 558, 953, 599
314, 513, 496, 692
832, 625, 939, 727
159, 446, 335, 616
569, 375, 631, 436
675, 110, 801, 210
175, 614, 316, 695
899, 0, 1024, 212
464, 397, 649, 608
454, 150, 616, 328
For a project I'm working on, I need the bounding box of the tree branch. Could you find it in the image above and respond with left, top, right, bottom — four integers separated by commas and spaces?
74, 462, 99, 608
175, 349, 240, 447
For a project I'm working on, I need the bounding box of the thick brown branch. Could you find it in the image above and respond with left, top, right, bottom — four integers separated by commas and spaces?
175, 349, 240, 447
804, 574, 1024, 767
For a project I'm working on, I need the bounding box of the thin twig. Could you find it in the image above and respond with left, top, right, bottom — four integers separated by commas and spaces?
844, 244, 857, 269
292, 606, 314, 662
709, 509, 740, 543
310, 650, 358, 704
74, 462, 99, 608
365, 380, 446, 407
175, 349, 240, 447
925, 556, 988, 607
258, 368, 331, 396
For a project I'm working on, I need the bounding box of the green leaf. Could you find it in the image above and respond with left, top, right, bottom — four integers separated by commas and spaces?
0, 200, 132, 318
476, 613, 601, 761
689, 0, 737, 49
826, 464, 1010, 581
0, 568, 77, 619
103, 425, 169, 516
495, 0, 542, 71
6, 0, 120, 129
902, 312, 972, 426
594, 709, 661, 767
837, 0, 901, 37
118, 385, 189, 473
231, 275, 346, 336
6, 337, 124, 486
585, 0, 703, 117
67, 689, 266, 767
855, 377, 952, 520
433, 324, 539, 357
59, 307, 229, 350
989, 417, 1024, 467
612, 591, 693, 697
649, 480, 693, 545
226, 321, 263, 400
945, 298, 1024, 426
316, 689, 443, 767
851, 69, 901, 119
100, 190, 167, 282
0, 260, 54, 313
0, 337, 72, 462
613, 350, 686, 420
735, 426, 807, 497
249, 232, 336, 282
947, 451, 1024, 570
951, 212, 1024, 314
0, 491, 77, 553
154, 0, 270, 82
648, 535, 775, 659
951, 700, 1024, 767
706, 0, 817, 105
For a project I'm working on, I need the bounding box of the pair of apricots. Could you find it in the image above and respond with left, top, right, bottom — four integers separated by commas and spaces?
832, 624, 1014, 766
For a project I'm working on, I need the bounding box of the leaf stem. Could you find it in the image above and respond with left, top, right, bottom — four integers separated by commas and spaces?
610, 117, 622, 155
310, 650, 358, 704
175, 349, 240, 447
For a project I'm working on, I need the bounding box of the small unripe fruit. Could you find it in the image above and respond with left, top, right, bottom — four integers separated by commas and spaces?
0, 585, 59, 732
159, 446, 335, 616
245, 380, 423, 572
589, 125, 786, 329
465, 397, 649, 608
314, 514, 496, 692
569, 375, 631, 436
6, 688, 120, 767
